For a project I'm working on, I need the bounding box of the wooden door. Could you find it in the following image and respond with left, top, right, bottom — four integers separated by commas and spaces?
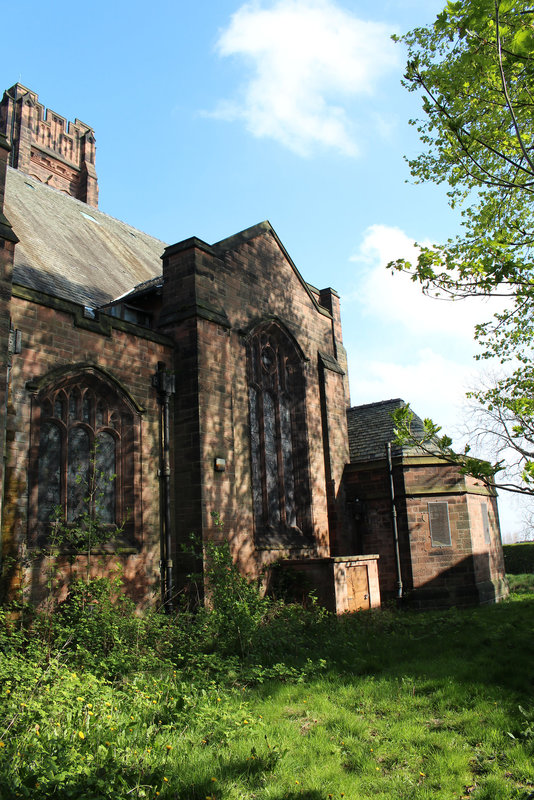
346, 564, 370, 612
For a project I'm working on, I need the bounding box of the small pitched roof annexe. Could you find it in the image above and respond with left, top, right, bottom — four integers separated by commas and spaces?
347, 398, 429, 463
4, 167, 165, 307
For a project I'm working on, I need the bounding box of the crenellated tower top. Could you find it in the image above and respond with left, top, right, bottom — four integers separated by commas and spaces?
0, 83, 98, 207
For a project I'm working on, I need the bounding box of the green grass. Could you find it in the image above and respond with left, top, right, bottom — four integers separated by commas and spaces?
1, 543, 534, 800
1, 592, 534, 800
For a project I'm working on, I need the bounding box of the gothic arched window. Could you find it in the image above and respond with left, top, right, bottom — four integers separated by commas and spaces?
29, 370, 140, 546
247, 322, 311, 546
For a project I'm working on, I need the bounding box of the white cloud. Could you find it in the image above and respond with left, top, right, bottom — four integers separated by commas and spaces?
349, 348, 475, 437
345, 223, 500, 439
349, 224, 501, 338
212, 0, 399, 156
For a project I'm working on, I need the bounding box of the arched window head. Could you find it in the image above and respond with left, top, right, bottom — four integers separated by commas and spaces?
30, 370, 138, 547
247, 322, 311, 547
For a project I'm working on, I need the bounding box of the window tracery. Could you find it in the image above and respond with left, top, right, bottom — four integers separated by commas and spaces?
247, 322, 311, 545
30, 371, 138, 546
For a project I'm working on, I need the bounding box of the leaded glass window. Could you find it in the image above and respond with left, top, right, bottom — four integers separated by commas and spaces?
30, 372, 137, 545
247, 322, 311, 545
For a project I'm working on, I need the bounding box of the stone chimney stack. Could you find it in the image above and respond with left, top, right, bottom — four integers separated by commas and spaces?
0, 84, 98, 207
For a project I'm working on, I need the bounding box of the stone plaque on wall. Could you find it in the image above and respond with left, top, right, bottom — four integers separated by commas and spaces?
428, 502, 452, 547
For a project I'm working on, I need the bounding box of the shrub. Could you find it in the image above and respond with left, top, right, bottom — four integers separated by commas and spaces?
503, 543, 534, 575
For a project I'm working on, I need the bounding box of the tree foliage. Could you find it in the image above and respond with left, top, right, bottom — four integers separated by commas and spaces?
392, 0, 534, 494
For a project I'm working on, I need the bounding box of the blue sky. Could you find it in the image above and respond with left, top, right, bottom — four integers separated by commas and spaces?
1, 0, 525, 537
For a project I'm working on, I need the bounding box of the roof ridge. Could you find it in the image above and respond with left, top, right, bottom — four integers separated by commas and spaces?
348, 398, 405, 412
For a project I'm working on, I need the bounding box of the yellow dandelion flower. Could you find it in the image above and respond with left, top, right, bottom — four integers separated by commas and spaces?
243, 720, 248, 724
78, 731, 85, 739
211, 777, 216, 782
86, 703, 93, 709
217, 697, 221, 702
166, 745, 172, 751
163, 777, 168, 782
77, 697, 84, 702
0, 742, 4, 747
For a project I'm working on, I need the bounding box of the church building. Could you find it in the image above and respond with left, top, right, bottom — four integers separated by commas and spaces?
0, 84, 508, 611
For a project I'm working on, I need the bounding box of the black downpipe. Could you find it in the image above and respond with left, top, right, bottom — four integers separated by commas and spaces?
386, 442, 403, 600
153, 363, 175, 612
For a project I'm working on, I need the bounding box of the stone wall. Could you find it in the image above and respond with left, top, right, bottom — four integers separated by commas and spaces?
0, 133, 17, 559
0, 84, 98, 207
343, 455, 508, 607
160, 223, 350, 580
3, 288, 173, 605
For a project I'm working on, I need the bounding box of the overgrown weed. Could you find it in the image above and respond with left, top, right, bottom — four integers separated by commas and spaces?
1, 544, 534, 798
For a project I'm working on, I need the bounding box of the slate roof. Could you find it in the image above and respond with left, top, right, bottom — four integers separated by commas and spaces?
4, 167, 166, 308
347, 398, 429, 463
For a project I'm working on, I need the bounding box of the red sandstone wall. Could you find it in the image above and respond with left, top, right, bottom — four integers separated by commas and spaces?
343, 457, 507, 606
0, 85, 98, 207
466, 490, 507, 601
0, 133, 16, 580
3, 293, 173, 606
160, 226, 349, 579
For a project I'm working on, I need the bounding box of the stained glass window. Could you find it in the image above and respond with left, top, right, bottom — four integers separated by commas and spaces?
247, 322, 310, 543
31, 371, 136, 544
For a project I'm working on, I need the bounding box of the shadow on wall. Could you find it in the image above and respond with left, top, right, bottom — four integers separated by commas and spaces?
20, 551, 160, 609
402, 552, 509, 610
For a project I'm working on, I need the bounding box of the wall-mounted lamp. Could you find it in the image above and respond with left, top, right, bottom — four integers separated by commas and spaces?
214, 457, 226, 472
